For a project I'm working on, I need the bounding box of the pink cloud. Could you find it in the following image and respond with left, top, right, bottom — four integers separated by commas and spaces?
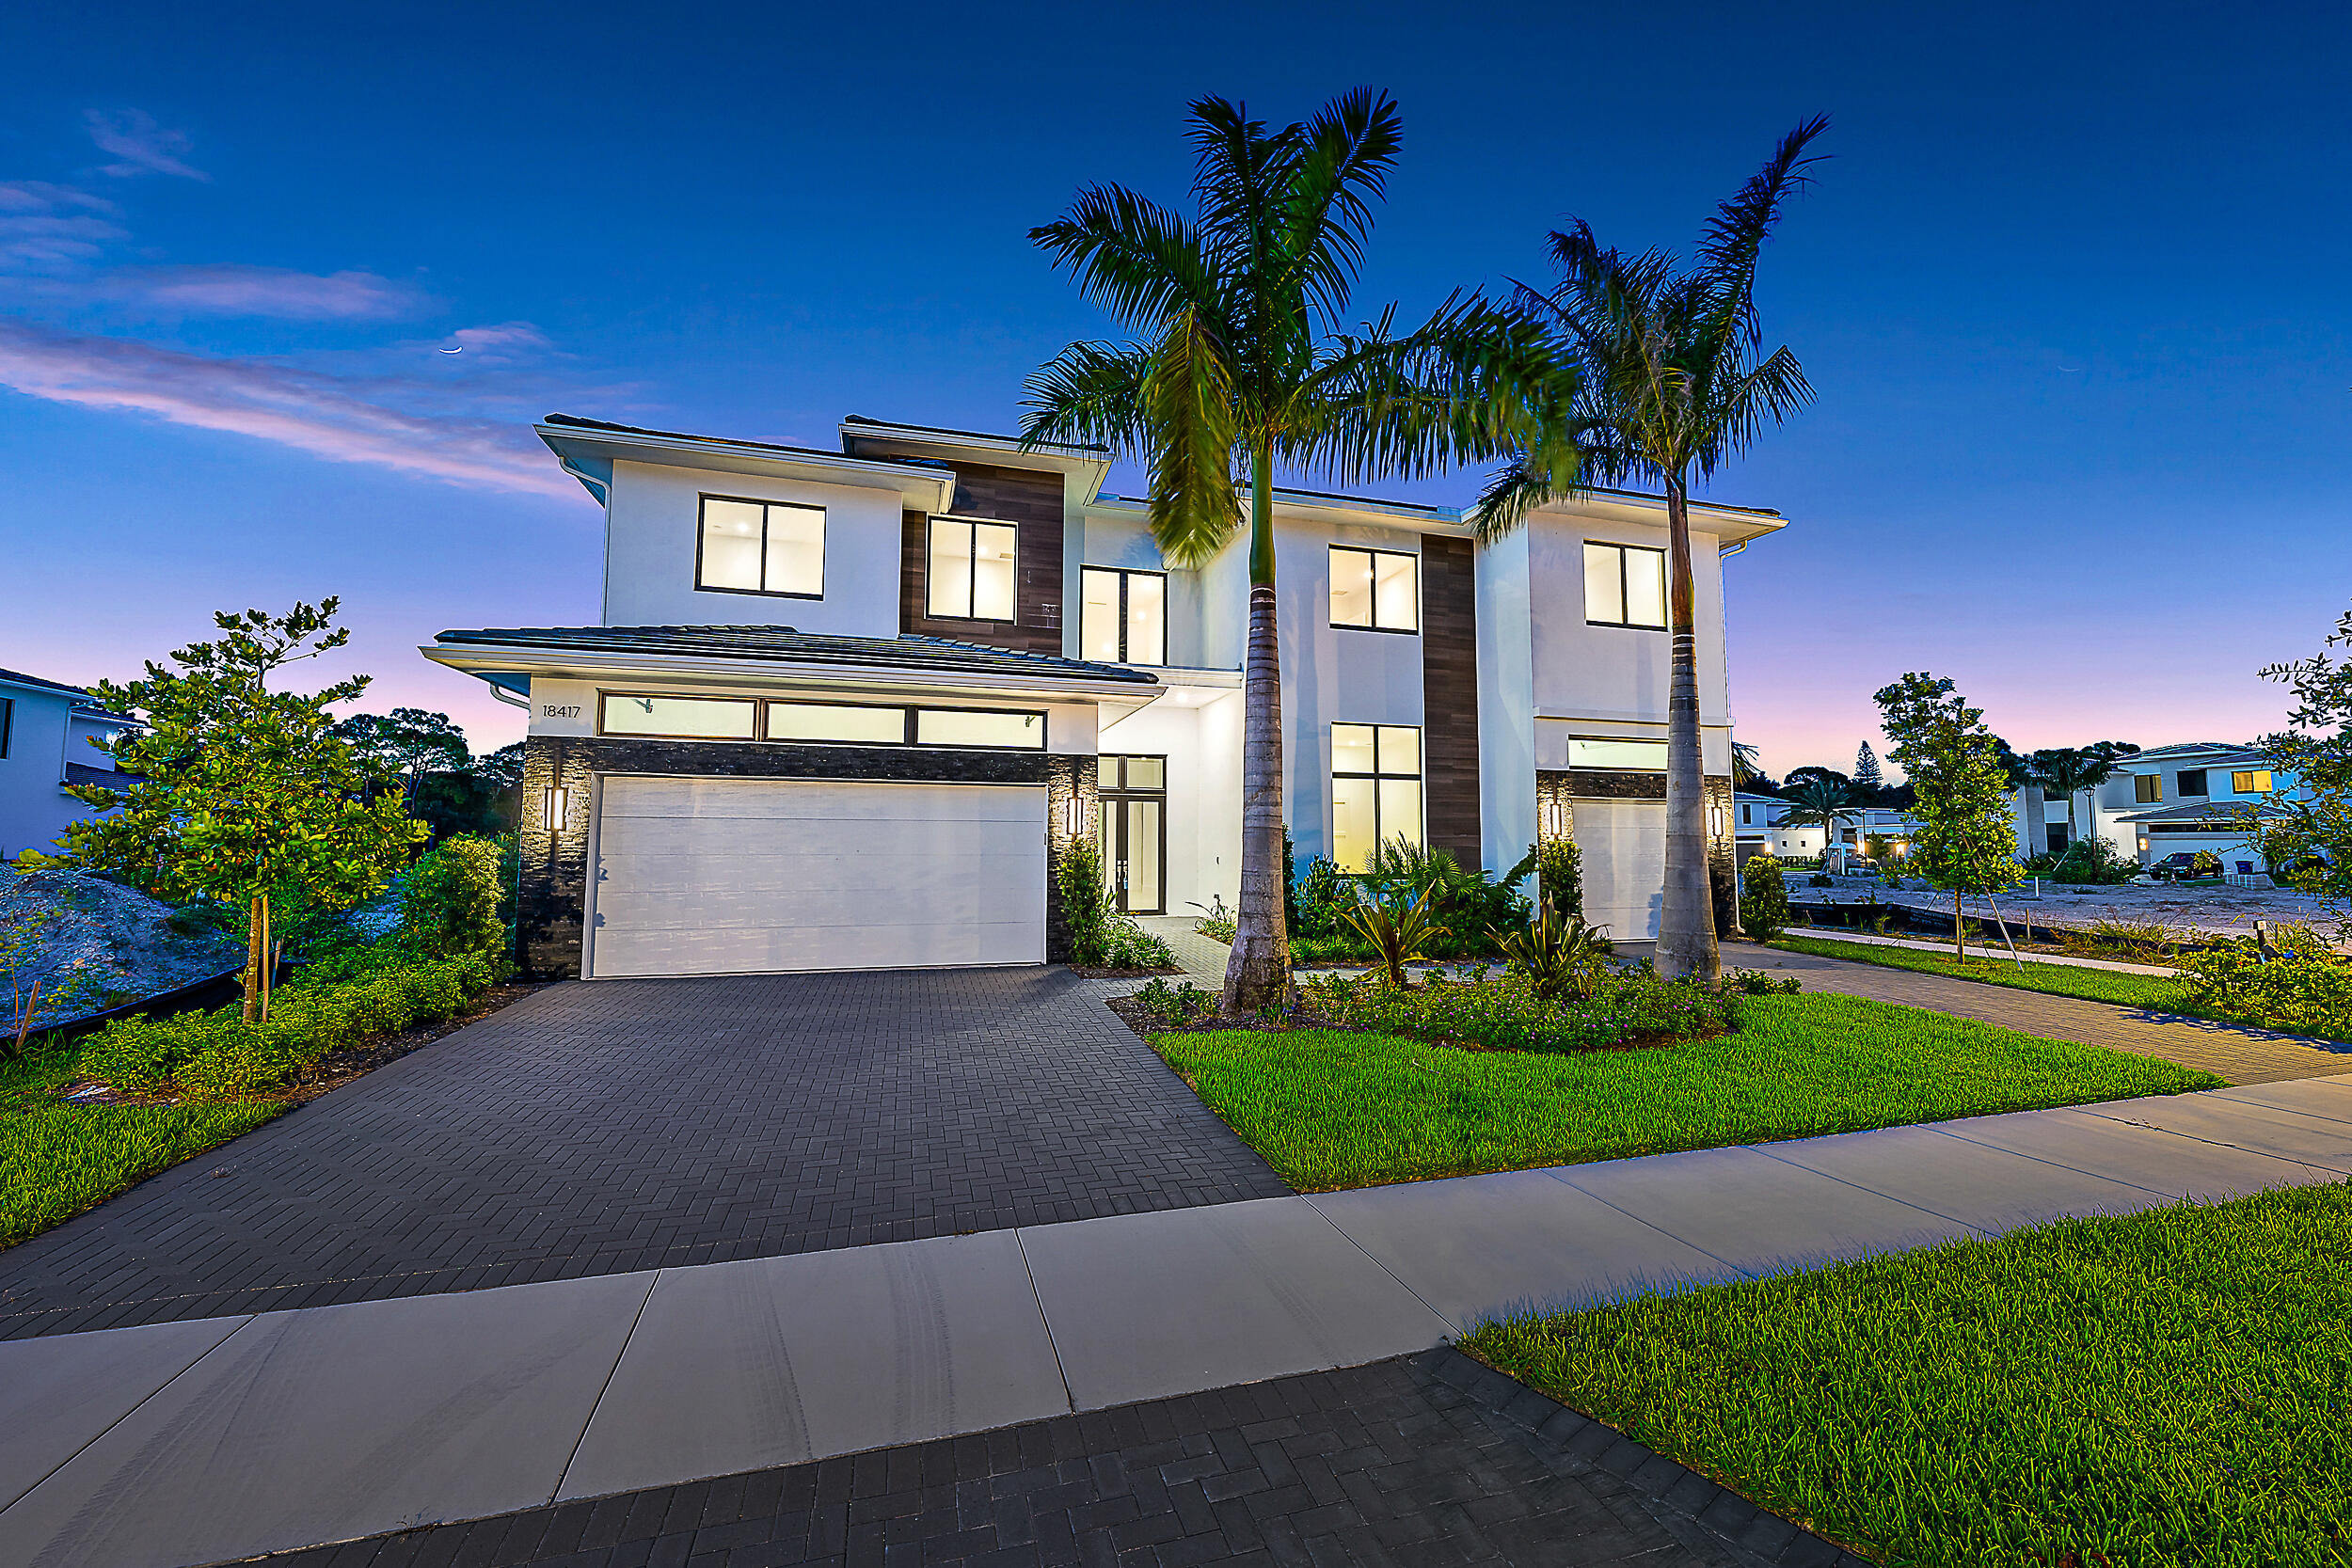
93, 263, 429, 321
84, 109, 208, 182
0, 318, 578, 499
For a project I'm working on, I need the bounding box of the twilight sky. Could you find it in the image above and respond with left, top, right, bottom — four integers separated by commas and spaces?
2, 1, 2345, 779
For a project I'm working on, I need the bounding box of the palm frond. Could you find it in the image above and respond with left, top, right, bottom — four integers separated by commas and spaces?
1275, 87, 1403, 327
1692, 115, 1829, 351
1140, 307, 1243, 568
1029, 183, 1220, 332
1020, 341, 1154, 454
1688, 344, 1813, 479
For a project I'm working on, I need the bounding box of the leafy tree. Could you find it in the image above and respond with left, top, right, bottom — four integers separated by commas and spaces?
474, 741, 526, 792
1482, 117, 1827, 983
1023, 90, 1574, 1009
1738, 854, 1790, 942
1780, 777, 1860, 858
2249, 607, 2352, 899
64, 602, 426, 1021
333, 708, 470, 795
1853, 742, 1883, 792
2026, 747, 2121, 848
1784, 765, 1852, 794
1873, 673, 2023, 960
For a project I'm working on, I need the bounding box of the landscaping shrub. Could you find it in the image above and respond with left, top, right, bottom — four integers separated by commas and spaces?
1133, 976, 1216, 1025
1290, 854, 1350, 938
2052, 836, 2137, 884
1807, 871, 1834, 888
1739, 856, 1791, 942
1339, 886, 1449, 987
1289, 930, 1372, 964
1302, 966, 1749, 1054
1493, 908, 1613, 1000
1364, 838, 1532, 953
1054, 835, 1175, 969
1536, 834, 1584, 923
2175, 925, 2352, 1037
399, 833, 511, 959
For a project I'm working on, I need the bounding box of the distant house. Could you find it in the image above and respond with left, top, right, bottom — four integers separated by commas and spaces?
2011, 740, 2291, 872
1735, 792, 1915, 864
0, 668, 136, 862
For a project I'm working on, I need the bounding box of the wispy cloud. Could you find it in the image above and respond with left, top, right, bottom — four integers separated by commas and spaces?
0, 181, 125, 269
0, 318, 580, 499
84, 109, 208, 182
86, 263, 429, 321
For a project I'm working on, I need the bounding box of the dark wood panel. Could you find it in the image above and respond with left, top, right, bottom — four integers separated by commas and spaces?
1420, 534, 1482, 868
898, 461, 1064, 656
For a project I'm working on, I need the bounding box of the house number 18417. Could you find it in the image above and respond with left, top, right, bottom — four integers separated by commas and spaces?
540, 705, 583, 719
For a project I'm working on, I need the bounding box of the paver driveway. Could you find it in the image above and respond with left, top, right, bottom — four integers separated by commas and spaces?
0, 968, 1287, 1338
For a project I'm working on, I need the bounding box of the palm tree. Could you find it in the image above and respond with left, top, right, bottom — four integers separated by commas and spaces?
1780, 777, 1859, 862
1023, 91, 1575, 1010
1476, 117, 1828, 981
2029, 748, 2120, 849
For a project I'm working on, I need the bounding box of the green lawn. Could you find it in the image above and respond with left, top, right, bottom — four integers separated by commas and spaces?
1148, 991, 2220, 1190
1465, 1182, 2352, 1566
0, 1043, 285, 1249
1772, 932, 2192, 1010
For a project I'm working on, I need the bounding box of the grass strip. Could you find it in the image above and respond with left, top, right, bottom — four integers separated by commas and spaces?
1464, 1182, 2352, 1566
2, 1100, 286, 1247
1148, 992, 2218, 1190
1773, 932, 2193, 1010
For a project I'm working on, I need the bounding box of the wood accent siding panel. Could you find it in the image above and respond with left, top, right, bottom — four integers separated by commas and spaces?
899, 461, 1065, 656
1420, 534, 1482, 867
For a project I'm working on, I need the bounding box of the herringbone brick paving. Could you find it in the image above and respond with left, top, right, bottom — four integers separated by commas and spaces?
0, 968, 1288, 1339
238, 1350, 1863, 1568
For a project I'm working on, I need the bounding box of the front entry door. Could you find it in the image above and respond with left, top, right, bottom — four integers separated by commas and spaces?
1098, 754, 1167, 915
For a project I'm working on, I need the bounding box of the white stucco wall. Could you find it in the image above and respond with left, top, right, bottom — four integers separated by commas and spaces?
0, 689, 113, 860
601, 459, 908, 635
1526, 510, 1731, 727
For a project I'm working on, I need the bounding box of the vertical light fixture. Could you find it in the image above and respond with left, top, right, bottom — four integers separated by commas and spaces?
1062, 794, 1083, 839
543, 785, 568, 834
1708, 804, 1724, 838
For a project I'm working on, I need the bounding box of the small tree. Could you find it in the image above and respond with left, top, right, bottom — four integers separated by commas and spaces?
1537, 833, 1585, 923
1780, 777, 1859, 860
1739, 854, 1790, 942
1873, 673, 2023, 961
2249, 606, 2352, 903
65, 602, 426, 1021
1853, 742, 1883, 793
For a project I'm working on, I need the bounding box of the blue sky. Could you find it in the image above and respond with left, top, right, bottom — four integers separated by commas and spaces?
2, 0, 2345, 777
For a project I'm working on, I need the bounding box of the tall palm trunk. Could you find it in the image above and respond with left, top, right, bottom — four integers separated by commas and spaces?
1224, 440, 1293, 1010
1658, 477, 1720, 981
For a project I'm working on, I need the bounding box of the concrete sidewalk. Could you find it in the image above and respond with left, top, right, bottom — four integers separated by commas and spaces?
7, 1076, 2350, 1568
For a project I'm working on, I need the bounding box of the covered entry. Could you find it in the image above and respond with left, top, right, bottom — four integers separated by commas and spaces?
586, 775, 1047, 977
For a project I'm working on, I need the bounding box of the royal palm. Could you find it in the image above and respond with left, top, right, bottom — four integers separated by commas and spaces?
1024, 90, 1573, 1010
1480, 117, 1827, 981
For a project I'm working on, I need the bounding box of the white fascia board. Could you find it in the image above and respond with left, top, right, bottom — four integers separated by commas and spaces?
421, 642, 1163, 709
1084, 490, 1473, 539
838, 420, 1113, 500
1520, 490, 1786, 546
536, 424, 956, 513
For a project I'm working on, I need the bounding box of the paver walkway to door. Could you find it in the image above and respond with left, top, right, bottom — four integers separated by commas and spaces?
0, 968, 1287, 1339
1726, 939, 2352, 1085
6, 1076, 2346, 1568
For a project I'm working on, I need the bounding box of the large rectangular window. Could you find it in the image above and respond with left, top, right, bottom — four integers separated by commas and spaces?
928, 518, 1020, 621
696, 496, 825, 598
1331, 722, 1422, 873
766, 702, 909, 745
914, 708, 1045, 750
2177, 769, 2209, 798
1583, 542, 1667, 629
599, 693, 758, 739
1568, 736, 1668, 771
2232, 769, 2274, 794
2134, 773, 2162, 803
1328, 546, 1419, 632
1079, 566, 1167, 665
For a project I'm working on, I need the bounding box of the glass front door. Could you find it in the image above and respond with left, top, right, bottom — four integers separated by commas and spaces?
1098, 755, 1167, 915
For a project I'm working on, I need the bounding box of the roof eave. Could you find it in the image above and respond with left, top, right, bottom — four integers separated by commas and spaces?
421, 641, 1162, 704
536, 422, 957, 512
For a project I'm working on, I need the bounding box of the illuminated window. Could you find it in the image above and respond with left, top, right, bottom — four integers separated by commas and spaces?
1328, 546, 1419, 631
914, 708, 1045, 749
2134, 773, 2162, 803
599, 694, 757, 739
1079, 566, 1167, 664
766, 703, 908, 745
696, 497, 824, 597
1331, 723, 1423, 873
928, 518, 1020, 621
1583, 542, 1667, 628
2232, 769, 2274, 794
1568, 737, 1668, 771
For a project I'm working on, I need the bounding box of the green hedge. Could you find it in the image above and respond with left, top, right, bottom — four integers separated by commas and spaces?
80, 949, 503, 1101
1299, 967, 1772, 1053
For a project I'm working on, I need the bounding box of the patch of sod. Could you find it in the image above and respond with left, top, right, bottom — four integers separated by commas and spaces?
1773, 932, 2195, 1011
1146, 992, 2220, 1190
0, 1043, 284, 1249
1464, 1181, 2352, 1566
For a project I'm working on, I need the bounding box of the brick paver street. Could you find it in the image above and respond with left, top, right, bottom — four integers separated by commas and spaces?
242, 1350, 1858, 1568
1727, 940, 2352, 1085
0, 968, 1287, 1339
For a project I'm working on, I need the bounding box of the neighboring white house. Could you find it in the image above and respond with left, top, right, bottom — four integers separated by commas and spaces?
1734, 792, 1915, 865
0, 667, 136, 862
2012, 741, 2292, 872
424, 414, 1785, 978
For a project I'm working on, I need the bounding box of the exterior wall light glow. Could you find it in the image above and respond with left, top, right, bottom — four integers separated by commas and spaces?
1062, 796, 1084, 838
543, 786, 568, 834
1542, 800, 1563, 837
1708, 805, 1724, 837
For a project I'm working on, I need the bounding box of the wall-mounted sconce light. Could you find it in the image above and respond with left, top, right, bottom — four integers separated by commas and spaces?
1062, 795, 1085, 838
543, 786, 568, 834
1708, 805, 1724, 837
1542, 800, 1563, 837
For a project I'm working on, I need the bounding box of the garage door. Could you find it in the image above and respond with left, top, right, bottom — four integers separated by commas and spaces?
587, 776, 1047, 977
1573, 799, 1665, 942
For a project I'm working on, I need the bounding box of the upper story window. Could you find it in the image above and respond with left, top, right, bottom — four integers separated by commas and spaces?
928, 518, 1019, 621
697, 497, 825, 598
1584, 542, 1668, 628
2176, 769, 2209, 798
1079, 567, 1167, 665
1330, 722, 1422, 873
1328, 546, 1419, 633
0, 696, 11, 759
2134, 773, 2162, 803
2232, 768, 2274, 794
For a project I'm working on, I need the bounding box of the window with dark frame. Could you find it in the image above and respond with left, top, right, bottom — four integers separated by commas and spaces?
2135, 773, 2162, 803
695, 496, 825, 598
1327, 546, 1420, 632
1583, 542, 1668, 629
1079, 566, 1168, 664
2232, 769, 2273, 794
927, 517, 1020, 621
596, 691, 1044, 751
0, 696, 10, 760
1329, 722, 1423, 873
2176, 769, 2209, 798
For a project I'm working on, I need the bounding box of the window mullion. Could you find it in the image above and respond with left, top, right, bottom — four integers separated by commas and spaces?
1118, 571, 1129, 661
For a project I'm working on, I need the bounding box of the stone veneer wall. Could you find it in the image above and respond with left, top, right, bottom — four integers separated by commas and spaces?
1534, 769, 1740, 938
516, 735, 1098, 978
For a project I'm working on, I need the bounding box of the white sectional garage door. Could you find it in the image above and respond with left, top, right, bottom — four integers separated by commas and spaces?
587, 776, 1048, 978
1573, 799, 1667, 942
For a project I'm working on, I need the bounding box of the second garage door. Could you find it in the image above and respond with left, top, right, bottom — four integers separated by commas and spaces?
1573, 799, 1666, 942
587, 776, 1048, 978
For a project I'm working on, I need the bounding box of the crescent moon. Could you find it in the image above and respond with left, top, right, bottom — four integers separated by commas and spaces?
439, 346, 464, 354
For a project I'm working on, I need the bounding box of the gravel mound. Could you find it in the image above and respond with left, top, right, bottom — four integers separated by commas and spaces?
1, 868, 246, 1033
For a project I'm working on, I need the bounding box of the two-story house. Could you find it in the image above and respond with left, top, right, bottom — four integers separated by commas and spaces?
423, 415, 1783, 978
2012, 740, 2293, 872
0, 668, 136, 862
